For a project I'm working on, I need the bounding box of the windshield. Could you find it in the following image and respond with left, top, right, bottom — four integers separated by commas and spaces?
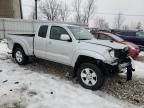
68, 26, 94, 40
136, 31, 144, 38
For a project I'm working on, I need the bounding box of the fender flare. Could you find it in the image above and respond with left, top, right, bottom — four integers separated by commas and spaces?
71, 50, 106, 67
12, 39, 30, 55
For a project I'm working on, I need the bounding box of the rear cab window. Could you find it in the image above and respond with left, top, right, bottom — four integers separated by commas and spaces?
38, 25, 48, 38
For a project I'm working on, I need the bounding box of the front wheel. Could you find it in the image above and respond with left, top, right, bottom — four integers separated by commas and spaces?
77, 63, 104, 90
13, 47, 28, 65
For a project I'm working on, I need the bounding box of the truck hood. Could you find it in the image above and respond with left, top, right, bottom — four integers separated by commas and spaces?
82, 39, 127, 50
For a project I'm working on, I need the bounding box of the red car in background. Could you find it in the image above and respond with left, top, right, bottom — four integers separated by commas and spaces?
91, 31, 140, 59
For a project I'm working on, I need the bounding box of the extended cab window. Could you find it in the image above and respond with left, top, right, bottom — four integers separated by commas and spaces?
50, 26, 69, 40
38, 25, 48, 38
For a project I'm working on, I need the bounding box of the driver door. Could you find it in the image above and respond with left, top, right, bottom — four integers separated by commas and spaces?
46, 26, 74, 65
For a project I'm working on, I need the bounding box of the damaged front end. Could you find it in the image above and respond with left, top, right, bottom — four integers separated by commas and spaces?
104, 47, 135, 81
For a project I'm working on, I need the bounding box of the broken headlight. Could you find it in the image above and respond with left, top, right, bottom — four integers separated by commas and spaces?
115, 47, 129, 59
109, 49, 115, 57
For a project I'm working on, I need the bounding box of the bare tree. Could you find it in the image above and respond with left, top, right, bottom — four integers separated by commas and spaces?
39, 0, 60, 21
94, 17, 109, 29
59, 3, 69, 22
114, 12, 125, 29
136, 22, 143, 30
73, 0, 82, 23
128, 23, 136, 30
122, 25, 129, 30
73, 0, 96, 24
83, 0, 96, 24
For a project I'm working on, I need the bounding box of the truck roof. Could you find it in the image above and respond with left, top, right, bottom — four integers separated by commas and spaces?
46, 22, 87, 28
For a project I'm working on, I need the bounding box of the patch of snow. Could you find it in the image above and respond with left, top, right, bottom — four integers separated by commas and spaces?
139, 52, 144, 56
0, 59, 136, 108
0, 40, 11, 60
134, 60, 144, 78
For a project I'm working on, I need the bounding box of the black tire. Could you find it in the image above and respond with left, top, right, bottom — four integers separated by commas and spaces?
13, 47, 28, 65
77, 63, 104, 90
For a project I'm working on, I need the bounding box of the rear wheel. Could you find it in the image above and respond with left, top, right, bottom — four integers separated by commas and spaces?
13, 47, 28, 65
77, 63, 104, 90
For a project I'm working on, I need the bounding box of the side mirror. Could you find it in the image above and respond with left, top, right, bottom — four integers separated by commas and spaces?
60, 34, 71, 41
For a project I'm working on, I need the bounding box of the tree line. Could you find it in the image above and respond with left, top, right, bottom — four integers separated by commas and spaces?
29, 0, 143, 30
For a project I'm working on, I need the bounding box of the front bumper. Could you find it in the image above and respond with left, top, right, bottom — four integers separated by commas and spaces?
117, 57, 135, 71
104, 57, 135, 81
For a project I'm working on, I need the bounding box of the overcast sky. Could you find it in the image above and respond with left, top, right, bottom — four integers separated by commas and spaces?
22, 0, 144, 28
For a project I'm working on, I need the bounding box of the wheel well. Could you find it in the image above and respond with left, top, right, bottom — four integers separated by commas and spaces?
12, 43, 23, 57
73, 55, 106, 77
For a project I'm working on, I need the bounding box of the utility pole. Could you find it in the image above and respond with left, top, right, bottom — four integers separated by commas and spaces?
19, 0, 23, 19
35, 0, 38, 20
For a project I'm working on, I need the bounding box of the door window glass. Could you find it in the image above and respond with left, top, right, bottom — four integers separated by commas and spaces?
50, 26, 69, 40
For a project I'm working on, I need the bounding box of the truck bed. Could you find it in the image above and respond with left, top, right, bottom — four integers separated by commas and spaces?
0, 18, 49, 39
7, 34, 34, 56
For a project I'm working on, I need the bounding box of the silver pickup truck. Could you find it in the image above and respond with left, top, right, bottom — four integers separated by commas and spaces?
7, 23, 135, 90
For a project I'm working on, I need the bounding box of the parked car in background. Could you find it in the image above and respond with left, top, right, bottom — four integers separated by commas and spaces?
91, 31, 140, 59
111, 29, 144, 51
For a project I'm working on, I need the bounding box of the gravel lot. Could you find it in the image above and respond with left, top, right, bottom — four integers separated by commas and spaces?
136, 56, 144, 62
16, 57, 144, 106
101, 76, 144, 106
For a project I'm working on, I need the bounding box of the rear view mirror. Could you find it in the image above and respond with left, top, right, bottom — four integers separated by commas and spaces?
60, 34, 71, 41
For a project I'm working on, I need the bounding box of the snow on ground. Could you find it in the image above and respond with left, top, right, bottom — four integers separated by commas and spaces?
133, 51, 144, 78
139, 52, 144, 56
134, 61, 144, 78
0, 40, 11, 60
0, 40, 141, 108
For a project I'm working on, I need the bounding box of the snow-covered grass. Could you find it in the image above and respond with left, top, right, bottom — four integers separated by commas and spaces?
0, 41, 142, 108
